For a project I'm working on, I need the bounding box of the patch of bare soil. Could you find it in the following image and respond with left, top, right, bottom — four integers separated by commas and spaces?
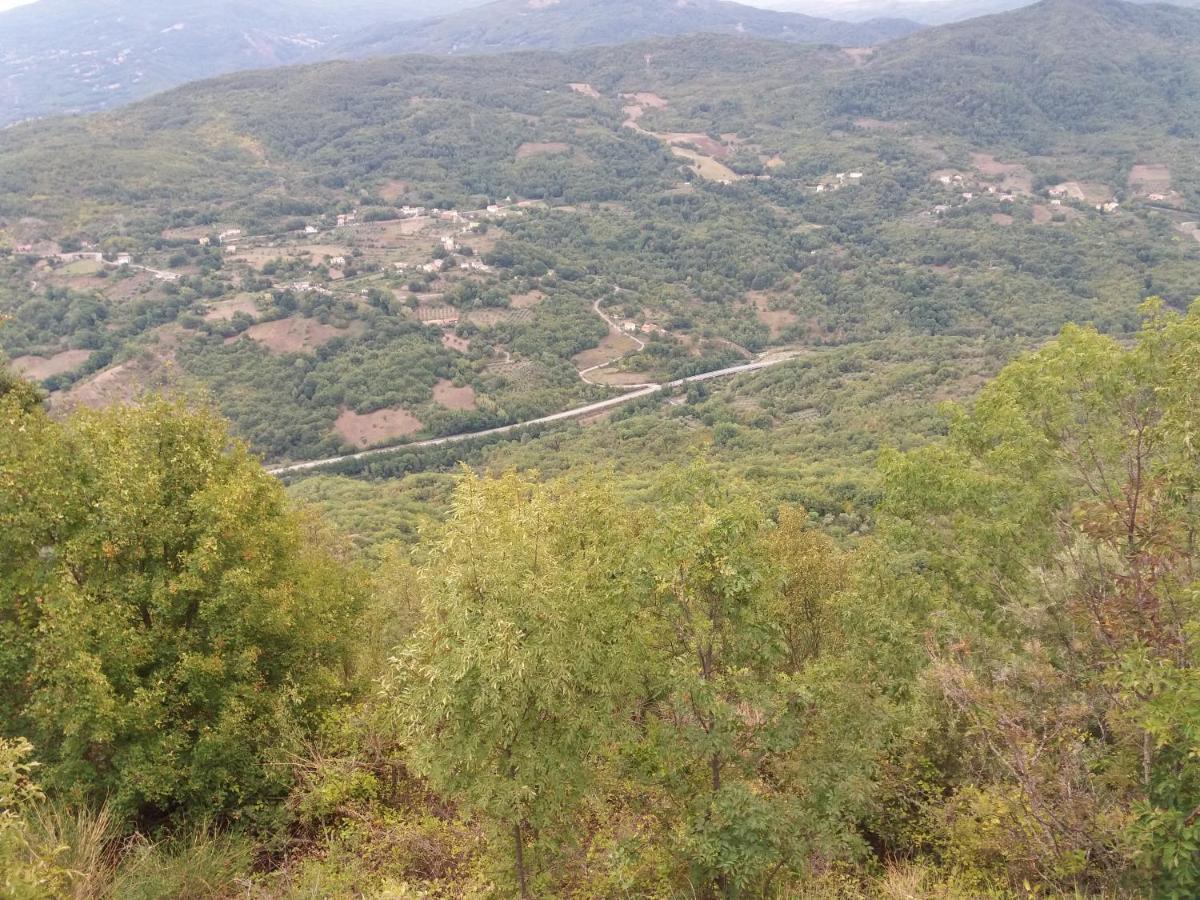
1176, 222, 1200, 243
622, 92, 668, 109
54, 327, 183, 411
662, 133, 729, 159
588, 370, 654, 387
516, 142, 571, 160
432, 379, 477, 410
991, 213, 1014, 226
573, 332, 640, 370
749, 293, 798, 338
579, 409, 615, 426
842, 47, 874, 66
378, 179, 409, 202
568, 83, 601, 99
237, 317, 361, 354
671, 147, 739, 182
1128, 164, 1171, 194
204, 295, 261, 321
1051, 181, 1112, 204
12, 349, 92, 380
104, 271, 157, 301
335, 407, 423, 449
442, 332, 471, 354
971, 153, 1033, 195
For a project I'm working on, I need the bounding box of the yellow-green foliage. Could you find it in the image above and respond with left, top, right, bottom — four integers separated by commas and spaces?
0, 392, 368, 830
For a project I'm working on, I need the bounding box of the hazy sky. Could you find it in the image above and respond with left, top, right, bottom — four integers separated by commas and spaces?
0, 0, 958, 10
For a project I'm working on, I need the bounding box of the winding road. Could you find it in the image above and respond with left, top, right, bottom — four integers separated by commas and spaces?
267, 349, 801, 477
577, 297, 658, 389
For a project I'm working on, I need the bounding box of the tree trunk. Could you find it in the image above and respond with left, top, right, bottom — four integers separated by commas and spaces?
513, 820, 530, 899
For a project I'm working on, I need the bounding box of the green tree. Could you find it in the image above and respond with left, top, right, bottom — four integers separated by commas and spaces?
389, 471, 635, 897
0, 389, 366, 829
879, 300, 1200, 894
635, 464, 803, 898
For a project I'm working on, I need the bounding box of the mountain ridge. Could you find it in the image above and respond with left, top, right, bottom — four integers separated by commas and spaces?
0, 0, 919, 125
337, 0, 921, 58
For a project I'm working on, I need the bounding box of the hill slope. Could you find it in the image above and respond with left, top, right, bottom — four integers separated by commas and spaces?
1, 0, 1198, 465
834, 0, 1200, 148
340, 0, 921, 56
771, 0, 1200, 26
0, 0, 482, 124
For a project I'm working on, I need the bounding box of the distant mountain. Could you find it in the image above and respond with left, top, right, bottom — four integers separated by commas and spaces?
766, 0, 1200, 26
833, 0, 1200, 147
339, 0, 921, 57
0, 0, 483, 124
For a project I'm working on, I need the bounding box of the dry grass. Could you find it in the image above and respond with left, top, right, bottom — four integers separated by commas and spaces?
239, 317, 361, 354
432, 379, 477, 411
203, 294, 261, 322
516, 142, 571, 160
573, 332, 640, 369
1128, 163, 1171, 194
11, 349, 91, 380
335, 407, 423, 448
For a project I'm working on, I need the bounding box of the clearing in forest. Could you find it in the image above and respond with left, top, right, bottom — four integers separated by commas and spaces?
516, 142, 572, 160
238, 317, 361, 354
335, 407, 423, 448
1127, 164, 1171, 194
433, 379, 477, 410
970, 153, 1033, 195
573, 332, 640, 370
12, 349, 91, 380
749, 293, 798, 338
204, 295, 261, 321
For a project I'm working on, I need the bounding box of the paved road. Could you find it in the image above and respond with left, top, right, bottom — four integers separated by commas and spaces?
267, 351, 800, 476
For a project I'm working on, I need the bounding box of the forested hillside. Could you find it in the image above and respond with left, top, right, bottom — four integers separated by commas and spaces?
340, 0, 921, 57
834, 0, 1200, 148
0, 0, 485, 125
3, 3, 1200, 892
0, 0, 915, 125
2, 0, 1197, 474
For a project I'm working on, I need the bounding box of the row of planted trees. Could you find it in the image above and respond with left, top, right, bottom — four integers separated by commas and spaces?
2, 300, 1200, 896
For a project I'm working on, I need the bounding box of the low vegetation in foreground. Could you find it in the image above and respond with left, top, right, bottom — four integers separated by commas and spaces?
3, 298, 1200, 897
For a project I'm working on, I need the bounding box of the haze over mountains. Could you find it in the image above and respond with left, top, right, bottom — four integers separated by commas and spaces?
0, 0, 921, 125
835, 0, 1200, 146
342, 0, 919, 58
767, 0, 1200, 25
